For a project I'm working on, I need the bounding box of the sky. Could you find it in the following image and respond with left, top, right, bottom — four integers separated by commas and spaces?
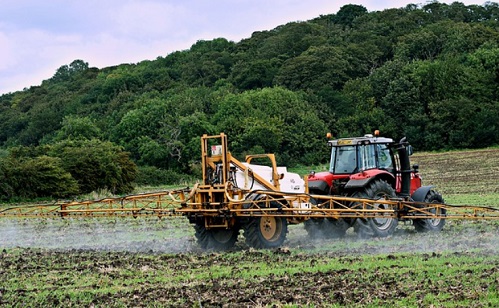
0, 0, 489, 95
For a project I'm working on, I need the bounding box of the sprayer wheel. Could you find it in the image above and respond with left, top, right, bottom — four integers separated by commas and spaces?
194, 223, 239, 251
413, 190, 446, 232
244, 216, 287, 249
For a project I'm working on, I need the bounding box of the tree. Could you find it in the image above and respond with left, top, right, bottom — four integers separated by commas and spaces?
395, 29, 443, 61
230, 59, 280, 90
339, 79, 398, 138
51, 60, 89, 82
213, 87, 329, 165
49, 139, 137, 194
333, 4, 368, 28
50, 115, 102, 142
258, 22, 326, 60
275, 46, 351, 91
180, 38, 236, 87
112, 96, 202, 170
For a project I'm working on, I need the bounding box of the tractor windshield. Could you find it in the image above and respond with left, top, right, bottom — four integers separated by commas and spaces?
330, 146, 357, 174
330, 144, 393, 174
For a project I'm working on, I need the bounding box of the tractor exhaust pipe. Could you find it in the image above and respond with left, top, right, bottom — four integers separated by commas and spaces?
396, 137, 412, 199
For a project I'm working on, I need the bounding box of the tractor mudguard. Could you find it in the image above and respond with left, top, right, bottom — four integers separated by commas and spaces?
308, 180, 329, 194
345, 169, 394, 190
411, 185, 434, 202
344, 178, 371, 189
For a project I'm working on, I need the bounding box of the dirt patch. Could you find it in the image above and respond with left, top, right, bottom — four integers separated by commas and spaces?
1, 245, 497, 307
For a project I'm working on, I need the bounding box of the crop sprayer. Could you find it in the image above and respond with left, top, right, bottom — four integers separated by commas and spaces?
1, 133, 498, 250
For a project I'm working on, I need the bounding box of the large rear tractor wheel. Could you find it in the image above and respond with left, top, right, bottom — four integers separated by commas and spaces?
413, 190, 446, 232
353, 179, 398, 238
304, 218, 349, 239
194, 223, 239, 251
244, 216, 288, 249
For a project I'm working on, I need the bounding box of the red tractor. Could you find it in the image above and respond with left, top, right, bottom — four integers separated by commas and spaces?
307, 131, 445, 238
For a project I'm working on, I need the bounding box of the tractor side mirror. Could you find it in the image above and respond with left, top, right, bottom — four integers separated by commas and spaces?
407, 145, 414, 156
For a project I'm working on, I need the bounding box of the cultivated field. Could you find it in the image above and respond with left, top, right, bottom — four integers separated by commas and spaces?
0, 148, 498, 307
411, 148, 499, 206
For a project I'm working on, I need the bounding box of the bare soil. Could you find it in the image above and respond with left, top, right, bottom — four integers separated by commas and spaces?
1, 218, 498, 307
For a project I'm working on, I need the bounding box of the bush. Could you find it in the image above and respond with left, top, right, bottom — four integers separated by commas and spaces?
48, 139, 137, 194
0, 156, 79, 199
0, 162, 14, 200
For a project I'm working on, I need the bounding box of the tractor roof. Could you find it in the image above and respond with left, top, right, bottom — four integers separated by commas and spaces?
328, 134, 394, 146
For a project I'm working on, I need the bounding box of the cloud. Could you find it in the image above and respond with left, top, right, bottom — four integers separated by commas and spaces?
0, 31, 15, 71
110, 1, 185, 41
0, 24, 85, 88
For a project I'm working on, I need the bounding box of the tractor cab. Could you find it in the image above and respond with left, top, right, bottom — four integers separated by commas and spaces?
328, 134, 395, 175
308, 131, 421, 197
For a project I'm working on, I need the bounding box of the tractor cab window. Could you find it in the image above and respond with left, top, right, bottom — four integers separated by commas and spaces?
358, 144, 376, 171
377, 144, 394, 171
330, 144, 394, 174
331, 146, 357, 174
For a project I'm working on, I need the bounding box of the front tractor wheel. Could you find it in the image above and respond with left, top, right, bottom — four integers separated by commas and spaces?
353, 179, 398, 238
244, 216, 288, 249
194, 223, 239, 251
413, 190, 446, 232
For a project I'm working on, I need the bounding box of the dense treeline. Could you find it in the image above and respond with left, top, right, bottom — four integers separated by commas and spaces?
0, 1, 498, 199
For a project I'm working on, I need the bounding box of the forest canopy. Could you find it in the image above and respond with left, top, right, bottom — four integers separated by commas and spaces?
0, 1, 498, 199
